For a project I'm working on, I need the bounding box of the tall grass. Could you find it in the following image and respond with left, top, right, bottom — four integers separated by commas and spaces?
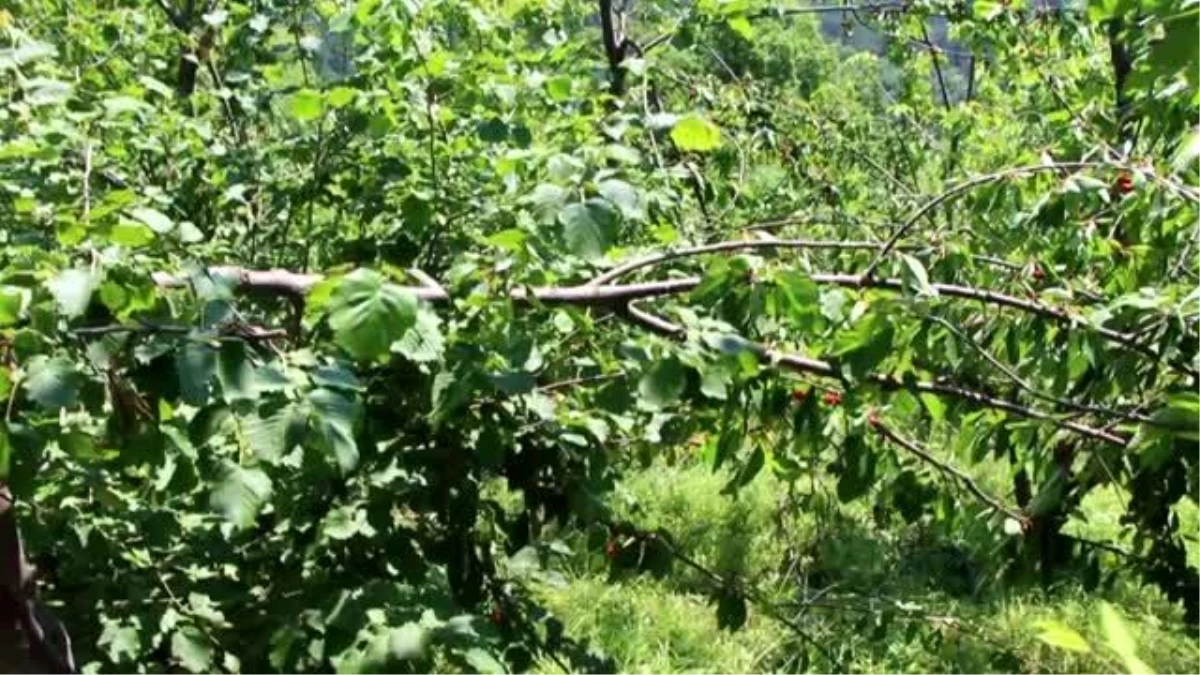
527, 460, 1199, 673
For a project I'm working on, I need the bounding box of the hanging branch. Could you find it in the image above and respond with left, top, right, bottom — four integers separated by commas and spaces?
875, 421, 1026, 522
616, 301, 1128, 446
924, 314, 1156, 424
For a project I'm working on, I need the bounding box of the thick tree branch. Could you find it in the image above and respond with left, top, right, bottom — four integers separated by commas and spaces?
598, 0, 627, 96
1, 485, 76, 674
153, 266, 1193, 376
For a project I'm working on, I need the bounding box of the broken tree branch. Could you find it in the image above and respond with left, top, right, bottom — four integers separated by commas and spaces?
151, 266, 1193, 376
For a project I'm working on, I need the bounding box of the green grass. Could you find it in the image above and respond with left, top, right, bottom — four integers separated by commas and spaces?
528, 460, 1200, 673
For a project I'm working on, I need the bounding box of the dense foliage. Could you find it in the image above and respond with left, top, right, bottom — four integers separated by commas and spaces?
0, 0, 1196, 672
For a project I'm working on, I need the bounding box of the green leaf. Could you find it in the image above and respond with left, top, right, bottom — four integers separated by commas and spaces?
322, 505, 369, 540
638, 358, 686, 410
110, 221, 156, 247
726, 16, 754, 40
559, 199, 619, 260
477, 117, 508, 143
670, 115, 722, 152
47, 268, 99, 318
597, 179, 644, 220
310, 388, 360, 472
23, 356, 84, 410
99, 619, 141, 663
129, 206, 175, 233
0, 286, 29, 326
210, 460, 272, 528
775, 270, 820, 326
387, 623, 429, 662
177, 342, 217, 405
217, 342, 257, 402
484, 228, 527, 251
900, 254, 935, 297
286, 88, 324, 121
328, 269, 418, 362
833, 312, 895, 379
1099, 602, 1153, 674
545, 75, 572, 101
1149, 393, 1199, 440
391, 309, 445, 363
326, 86, 357, 108
1172, 127, 1200, 172
246, 401, 307, 463
171, 626, 214, 673
836, 433, 876, 503
1033, 620, 1091, 653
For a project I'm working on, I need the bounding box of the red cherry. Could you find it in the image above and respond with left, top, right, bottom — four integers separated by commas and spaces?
791, 388, 809, 404
822, 391, 842, 407
605, 539, 620, 559
867, 410, 882, 430
1031, 265, 1045, 281
1114, 173, 1135, 195
489, 607, 504, 625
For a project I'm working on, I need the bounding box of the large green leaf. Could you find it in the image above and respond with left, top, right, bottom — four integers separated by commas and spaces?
176, 342, 217, 405
47, 268, 99, 318
23, 356, 84, 410
171, 626, 214, 673
559, 199, 619, 260
638, 358, 687, 410
310, 387, 361, 472
128, 206, 174, 233
391, 309, 445, 363
210, 461, 272, 528
217, 341, 257, 402
0, 285, 29, 326
670, 115, 722, 151
327, 269, 418, 362
597, 179, 644, 220
246, 401, 308, 463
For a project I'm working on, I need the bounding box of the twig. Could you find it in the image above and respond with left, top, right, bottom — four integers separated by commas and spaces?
635, 529, 840, 667
860, 161, 1123, 283
537, 373, 623, 392
925, 315, 1156, 424
871, 421, 1026, 522
72, 322, 287, 341
587, 238, 899, 286
80, 141, 92, 225
920, 23, 951, 110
